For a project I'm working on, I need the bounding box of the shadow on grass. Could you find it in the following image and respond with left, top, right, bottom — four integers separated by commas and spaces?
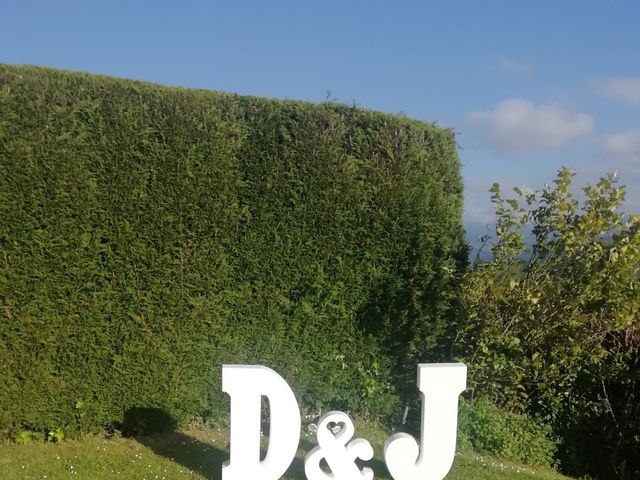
137, 428, 228, 479
138, 433, 315, 480
123, 407, 312, 479
123, 408, 390, 480
122, 407, 226, 479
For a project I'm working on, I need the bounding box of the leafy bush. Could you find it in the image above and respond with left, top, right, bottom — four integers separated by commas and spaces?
0, 64, 466, 436
456, 168, 639, 478
459, 398, 558, 467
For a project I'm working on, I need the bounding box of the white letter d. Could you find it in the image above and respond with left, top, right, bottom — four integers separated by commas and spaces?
222, 365, 301, 480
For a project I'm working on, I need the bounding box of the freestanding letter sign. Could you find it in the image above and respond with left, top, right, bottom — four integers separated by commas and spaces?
384, 364, 467, 480
222, 365, 301, 480
305, 410, 374, 480
223, 363, 466, 480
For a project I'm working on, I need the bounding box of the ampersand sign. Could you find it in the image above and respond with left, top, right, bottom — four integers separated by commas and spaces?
305, 411, 374, 480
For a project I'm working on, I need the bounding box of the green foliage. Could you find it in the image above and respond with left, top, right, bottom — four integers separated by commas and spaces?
459, 398, 558, 467
0, 64, 466, 436
46, 427, 65, 443
16, 429, 42, 445
457, 168, 640, 479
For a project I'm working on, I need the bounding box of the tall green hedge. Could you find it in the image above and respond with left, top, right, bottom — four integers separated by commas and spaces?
0, 64, 466, 435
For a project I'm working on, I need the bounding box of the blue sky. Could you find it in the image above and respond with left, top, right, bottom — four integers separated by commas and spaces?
2, 0, 639, 245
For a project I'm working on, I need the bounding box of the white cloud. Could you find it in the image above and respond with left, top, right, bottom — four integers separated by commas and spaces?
600, 77, 640, 106
603, 130, 640, 166
467, 99, 594, 154
498, 56, 533, 77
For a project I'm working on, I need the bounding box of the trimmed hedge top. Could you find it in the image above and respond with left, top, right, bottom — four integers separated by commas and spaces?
0, 64, 466, 435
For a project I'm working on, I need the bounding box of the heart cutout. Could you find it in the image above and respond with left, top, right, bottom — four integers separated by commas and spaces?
326, 421, 345, 436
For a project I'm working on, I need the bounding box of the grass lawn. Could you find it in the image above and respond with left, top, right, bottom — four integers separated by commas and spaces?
0, 425, 573, 480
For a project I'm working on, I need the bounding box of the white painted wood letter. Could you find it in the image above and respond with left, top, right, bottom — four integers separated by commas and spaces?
384, 363, 467, 480
305, 410, 374, 480
222, 365, 301, 480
